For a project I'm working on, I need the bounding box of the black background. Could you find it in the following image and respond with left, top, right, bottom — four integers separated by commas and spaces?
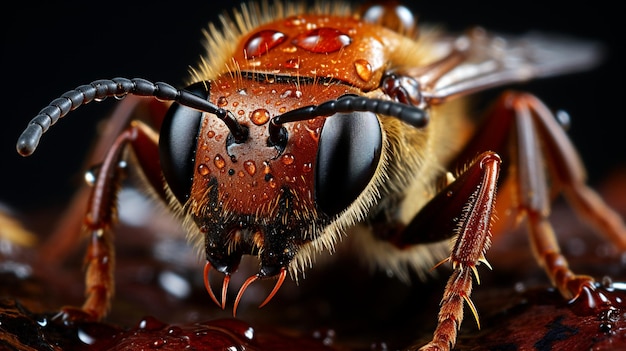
1, 1, 624, 212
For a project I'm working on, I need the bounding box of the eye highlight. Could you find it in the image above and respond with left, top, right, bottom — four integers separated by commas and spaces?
315, 111, 382, 217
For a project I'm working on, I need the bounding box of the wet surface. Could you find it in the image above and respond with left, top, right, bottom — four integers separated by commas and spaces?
0, 299, 339, 351
1, 272, 624, 351
2, 281, 624, 351
1, 171, 625, 350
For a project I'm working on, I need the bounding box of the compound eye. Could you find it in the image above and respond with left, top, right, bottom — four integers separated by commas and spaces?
159, 81, 209, 204
315, 111, 382, 217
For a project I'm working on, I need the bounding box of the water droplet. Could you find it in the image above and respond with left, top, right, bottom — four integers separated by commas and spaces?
151, 337, 167, 348
207, 130, 215, 138
84, 169, 97, 186
354, 59, 372, 81
197, 163, 210, 176
555, 109, 571, 130
238, 110, 245, 116
138, 316, 166, 331
263, 161, 271, 174
284, 16, 305, 27
601, 276, 613, 288
307, 127, 320, 142
280, 89, 302, 99
302, 162, 312, 173
238, 171, 245, 178
244, 160, 257, 176
285, 58, 300, 69
158, 271, 191, 299
293, 28, 351, 53
244, 29, 287, 58
281, 153, 295, 165
214, 154, 226, 169
217, 96, 228, 107
168, 326, 183, 335
250, 108, 270, 125
36, 316, 48, 327
243, 326, 255, 340
77, 328, 96, 345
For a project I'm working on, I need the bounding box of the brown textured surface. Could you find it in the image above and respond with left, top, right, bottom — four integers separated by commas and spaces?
1, 169, 625, 351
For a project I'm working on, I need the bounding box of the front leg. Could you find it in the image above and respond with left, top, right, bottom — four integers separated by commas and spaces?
58, 120, 161, 321
38, 97, 168, 266
411, 91, 626, 350
393, 152, 501, 351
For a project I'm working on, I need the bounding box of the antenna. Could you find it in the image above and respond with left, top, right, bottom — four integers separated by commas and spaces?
16, 77, 248, 156
267, 94, 429, 147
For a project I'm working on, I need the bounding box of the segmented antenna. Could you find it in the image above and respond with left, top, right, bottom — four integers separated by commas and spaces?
16, 78, 248, 156
267, 94, 429, 147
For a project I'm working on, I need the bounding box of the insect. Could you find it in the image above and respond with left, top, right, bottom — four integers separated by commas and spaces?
14, 1, 626, 350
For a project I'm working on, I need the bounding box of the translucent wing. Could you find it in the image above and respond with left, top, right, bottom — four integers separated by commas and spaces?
415, 28, 603, 104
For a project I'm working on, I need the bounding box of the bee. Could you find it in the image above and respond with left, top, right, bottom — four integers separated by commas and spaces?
14, 1, 626, 350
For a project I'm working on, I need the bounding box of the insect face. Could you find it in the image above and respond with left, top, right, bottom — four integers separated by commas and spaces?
160, 76, 391, 290
157, 10, 429, 293
162, 80, 340, 279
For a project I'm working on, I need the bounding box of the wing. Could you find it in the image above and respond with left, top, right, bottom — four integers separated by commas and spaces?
416, 28, 603, 104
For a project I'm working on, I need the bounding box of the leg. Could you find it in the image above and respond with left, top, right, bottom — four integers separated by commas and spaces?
520, 93, 626, 250
58, 120, 161, 320
38, 97, 168, 264
400, 152, 501, 351
508, 93, 626, 302
451, 91, 625, 300
399, 91, 625, 350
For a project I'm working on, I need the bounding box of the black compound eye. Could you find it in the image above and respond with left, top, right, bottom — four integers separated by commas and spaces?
315, 111, 382, 217
159, 81, 209, 204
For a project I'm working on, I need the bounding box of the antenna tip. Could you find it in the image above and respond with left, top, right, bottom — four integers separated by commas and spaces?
16, 124, 43, 156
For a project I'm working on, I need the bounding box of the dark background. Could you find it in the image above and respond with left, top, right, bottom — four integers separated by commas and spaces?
1, 1, 624, 212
